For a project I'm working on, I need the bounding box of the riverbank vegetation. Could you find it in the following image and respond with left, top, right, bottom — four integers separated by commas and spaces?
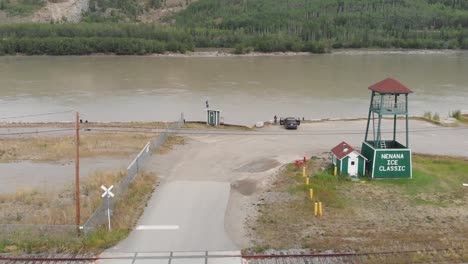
423, 111, 441, 124
0, 24, 194, 55
1, 0, 468, 55
248, 154, 468, 262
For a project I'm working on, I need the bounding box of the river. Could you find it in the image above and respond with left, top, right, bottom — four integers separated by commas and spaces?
0, 51, 467, 125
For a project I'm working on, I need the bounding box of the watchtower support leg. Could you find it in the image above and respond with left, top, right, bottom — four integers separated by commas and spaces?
405, 94, 409, 147
393, 94, 397, 142
364, 91, 375, 142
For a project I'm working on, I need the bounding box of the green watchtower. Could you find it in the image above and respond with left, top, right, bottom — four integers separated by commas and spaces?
361, 78, 414, 179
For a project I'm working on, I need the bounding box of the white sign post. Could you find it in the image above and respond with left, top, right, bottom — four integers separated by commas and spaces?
101, 185, 114, 231
463, 183, 468, 187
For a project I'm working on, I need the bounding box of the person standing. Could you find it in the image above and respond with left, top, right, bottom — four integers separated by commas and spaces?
274, 115, 278, 124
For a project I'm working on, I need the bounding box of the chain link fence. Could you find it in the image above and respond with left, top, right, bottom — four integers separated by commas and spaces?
82, 114, 184, 235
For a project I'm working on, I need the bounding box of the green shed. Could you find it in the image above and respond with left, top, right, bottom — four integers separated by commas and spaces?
206, 109, 221, 126
331, 141, 367, 177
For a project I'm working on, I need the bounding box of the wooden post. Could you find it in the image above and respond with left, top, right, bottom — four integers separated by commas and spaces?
302, 166, 306, 177
318, 202, 323, 216
309, 188, 313, 200
306, 177, 309, 186
75, 112, 81, 233
314, 202, 318, 216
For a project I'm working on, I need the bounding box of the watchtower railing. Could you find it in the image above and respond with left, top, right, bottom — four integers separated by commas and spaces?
371, 96, 407, 115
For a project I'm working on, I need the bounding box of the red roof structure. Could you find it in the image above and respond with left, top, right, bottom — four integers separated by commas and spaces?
368, 78, 413, 94
331, 141, 356, 160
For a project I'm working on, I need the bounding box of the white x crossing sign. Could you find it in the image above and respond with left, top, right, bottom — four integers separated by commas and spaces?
101, 185, 114, 231
101, 185, 114, 198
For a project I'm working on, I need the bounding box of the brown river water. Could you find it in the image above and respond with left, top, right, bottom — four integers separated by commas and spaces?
0, 51, 467, 125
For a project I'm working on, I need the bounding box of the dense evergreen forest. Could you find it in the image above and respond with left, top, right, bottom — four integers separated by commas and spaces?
174, 0, 468, 51
0, 0, 467, 55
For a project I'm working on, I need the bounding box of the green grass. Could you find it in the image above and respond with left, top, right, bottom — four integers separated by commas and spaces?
250, 154, 468, 256
371, 155, 468, 206
283, 162, 350, 208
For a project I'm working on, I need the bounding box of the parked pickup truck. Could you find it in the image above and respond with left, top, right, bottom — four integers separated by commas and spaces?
280, 117, 301, 129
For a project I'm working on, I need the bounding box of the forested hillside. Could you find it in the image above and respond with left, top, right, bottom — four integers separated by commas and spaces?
0, 0, 467, 55
174, 0, 468, 51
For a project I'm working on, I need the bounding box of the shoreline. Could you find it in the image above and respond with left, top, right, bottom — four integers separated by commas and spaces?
0, 116, 462, 128
1, 48, 466, 58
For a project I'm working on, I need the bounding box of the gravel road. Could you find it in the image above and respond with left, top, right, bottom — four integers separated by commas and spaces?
105, 119, 468, 256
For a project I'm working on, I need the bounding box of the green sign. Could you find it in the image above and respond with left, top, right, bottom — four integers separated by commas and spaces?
373, 149, 412, 178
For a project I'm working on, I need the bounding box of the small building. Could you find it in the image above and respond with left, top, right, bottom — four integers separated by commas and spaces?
206, 109, 221, 126
331, 141, 367, 177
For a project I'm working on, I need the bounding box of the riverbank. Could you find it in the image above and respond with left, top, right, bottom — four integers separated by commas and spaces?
2, 48, 467, 58
154, 48, 468, 57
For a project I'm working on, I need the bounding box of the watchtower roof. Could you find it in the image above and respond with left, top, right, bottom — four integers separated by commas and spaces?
369, 78, 413, 94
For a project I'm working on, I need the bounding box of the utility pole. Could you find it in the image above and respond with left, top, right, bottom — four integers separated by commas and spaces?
75, 112, 81, 234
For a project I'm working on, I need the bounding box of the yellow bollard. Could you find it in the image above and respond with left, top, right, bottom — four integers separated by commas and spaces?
309, 188, 313, 200
318, 202, 323, 216
302, 166, 306, 177
334, 166, 337, 176
314, 202, 318, 216
306, 177, 309, 186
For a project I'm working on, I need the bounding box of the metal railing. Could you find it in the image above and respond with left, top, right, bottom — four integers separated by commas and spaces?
372, 97, 407, 114
82, 113, 184, 235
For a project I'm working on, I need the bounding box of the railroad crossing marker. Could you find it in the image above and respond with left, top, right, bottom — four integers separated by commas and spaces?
101, 185, 114, 198
101, 185, 114, 231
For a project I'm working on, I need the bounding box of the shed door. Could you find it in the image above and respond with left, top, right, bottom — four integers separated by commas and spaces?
348, 157, 358, 176
209, 112, 215, 124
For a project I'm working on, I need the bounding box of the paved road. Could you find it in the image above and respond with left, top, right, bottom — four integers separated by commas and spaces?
102, 119, 467, 261
111, 181, 237, 252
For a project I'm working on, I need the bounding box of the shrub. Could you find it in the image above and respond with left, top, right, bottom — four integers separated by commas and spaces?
423, 111, 432, 120
450, 110, 462, 120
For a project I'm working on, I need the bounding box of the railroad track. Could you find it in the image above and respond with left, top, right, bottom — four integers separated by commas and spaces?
0, 255, 95, 264
0, 247, 464, 264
